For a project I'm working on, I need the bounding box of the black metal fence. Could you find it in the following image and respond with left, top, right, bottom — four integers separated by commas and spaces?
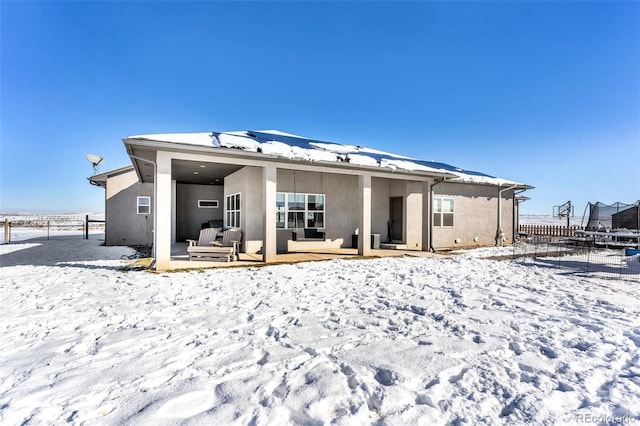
504, 237, 640, 282
1, 216, 105, 243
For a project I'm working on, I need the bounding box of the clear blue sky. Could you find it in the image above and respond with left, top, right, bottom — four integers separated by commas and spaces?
2, 1, 638, 217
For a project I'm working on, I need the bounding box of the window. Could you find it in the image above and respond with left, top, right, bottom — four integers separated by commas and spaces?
225, 193, 240, 227
433, 197, 454, 227
198, 200, 219, 208
137, 196, 151, 214
276, 193, 325, 229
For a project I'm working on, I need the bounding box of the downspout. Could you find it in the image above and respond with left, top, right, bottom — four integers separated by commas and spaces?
512, 189, 528, 243
496, 184, 518, 246
129, 154, 157, 262
429, 178, 446, 252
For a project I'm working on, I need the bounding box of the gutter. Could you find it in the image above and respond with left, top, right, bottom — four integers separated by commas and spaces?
512, 189, 529, 243
496, 184, 519, 246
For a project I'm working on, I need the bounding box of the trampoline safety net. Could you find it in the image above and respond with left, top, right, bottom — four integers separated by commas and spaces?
582, 201, 640, 230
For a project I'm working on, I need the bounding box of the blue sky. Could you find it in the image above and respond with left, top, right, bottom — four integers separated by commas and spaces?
1, 1, 638, 217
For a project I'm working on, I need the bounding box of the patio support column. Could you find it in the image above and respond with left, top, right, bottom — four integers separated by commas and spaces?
263, 165, 277, 263
358, 174, 372, 256
422, 180, 431, 251
155, 151, 172, 270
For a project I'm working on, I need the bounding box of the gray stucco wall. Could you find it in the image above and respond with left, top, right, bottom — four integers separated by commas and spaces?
371, 177, 390, 242
432, 182, 515, 249
224, 168, 371, 253
176, 184, 224, 241
276, 170, 361, 251
224, 166, 265, 253
104, 169, 154, 246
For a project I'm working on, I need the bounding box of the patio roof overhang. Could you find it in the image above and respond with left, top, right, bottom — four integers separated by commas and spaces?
123, 138, 459, 185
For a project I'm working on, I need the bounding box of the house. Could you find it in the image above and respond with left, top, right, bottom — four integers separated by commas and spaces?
89, 130, 532, 270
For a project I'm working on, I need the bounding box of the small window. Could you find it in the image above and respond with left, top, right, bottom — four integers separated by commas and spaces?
433, 197, 454, 227
198, 200, 219, 208
137, 196, 151, 214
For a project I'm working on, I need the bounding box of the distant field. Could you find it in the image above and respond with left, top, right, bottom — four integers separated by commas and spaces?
0, 212, 104, 222
519, 214, 583, 226
0, 213, 105, 243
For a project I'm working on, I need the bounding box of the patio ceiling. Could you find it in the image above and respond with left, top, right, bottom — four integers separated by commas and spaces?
128, 147, 242, 185
172, 160, 242, 185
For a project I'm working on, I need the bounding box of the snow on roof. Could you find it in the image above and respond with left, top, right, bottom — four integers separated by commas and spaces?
128, 133, 214, 147
126, 129, 526, 187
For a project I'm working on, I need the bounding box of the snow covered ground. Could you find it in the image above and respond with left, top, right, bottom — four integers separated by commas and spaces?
1, 235, 639, 425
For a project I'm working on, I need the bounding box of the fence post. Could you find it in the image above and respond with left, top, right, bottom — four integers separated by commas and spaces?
3, 218, 9, 243
47, 220, 50, 240
85, 215, 89, 240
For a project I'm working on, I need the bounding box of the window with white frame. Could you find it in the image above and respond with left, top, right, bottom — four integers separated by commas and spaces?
137, 196, 151, 214
225, 193, 241, 227
276, 193, 325, 229
433, 197, 454, 227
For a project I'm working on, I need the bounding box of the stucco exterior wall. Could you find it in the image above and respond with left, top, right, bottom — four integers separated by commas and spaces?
370, 178, 429, 249
371, 177, 390, 241
224, 166, 265, 253
432, 182, 515, 249
176, 184, 224, 241
104, 169, 154, 246
405, 181, 424, 250
276, 170, 360, 251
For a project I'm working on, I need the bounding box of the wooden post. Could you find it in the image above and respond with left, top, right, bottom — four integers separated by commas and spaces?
3, 218, 9, 243
85, 214, 89, 240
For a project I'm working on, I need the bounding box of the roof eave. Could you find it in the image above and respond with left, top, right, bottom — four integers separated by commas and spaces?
123, 138, 458, 180
87, 165, 135, 187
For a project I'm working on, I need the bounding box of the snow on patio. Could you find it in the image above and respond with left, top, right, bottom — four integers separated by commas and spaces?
0, 237, 639, 425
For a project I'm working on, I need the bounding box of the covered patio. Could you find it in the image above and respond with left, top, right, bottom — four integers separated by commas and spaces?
122, 131, 478, 270
168, 241, 448, 269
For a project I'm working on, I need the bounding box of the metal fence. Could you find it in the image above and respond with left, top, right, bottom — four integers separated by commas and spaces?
2, 217, 105, 243
504, 236, 640, 282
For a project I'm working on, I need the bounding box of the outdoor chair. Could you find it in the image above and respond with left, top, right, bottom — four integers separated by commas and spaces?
186, 227, 242, 262
186, 227, 220, 248
211, 228, 243, 259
